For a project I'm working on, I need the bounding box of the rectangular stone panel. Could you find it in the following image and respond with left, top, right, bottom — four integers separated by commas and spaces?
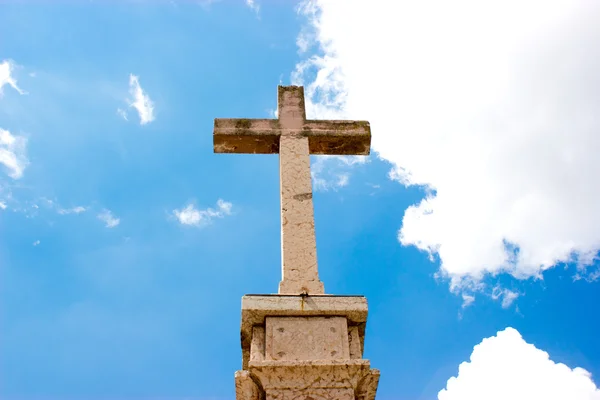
250, 326, 265, 362
348, 325, 362, 359
265, 316, 350, 361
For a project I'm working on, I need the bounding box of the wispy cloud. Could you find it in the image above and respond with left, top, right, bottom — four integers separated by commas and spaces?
116, 108, 128, 121
173, 199, 232, 227
126, 74, 155, 125
58, 206, 87, 215
0, 60, 26, 96
245, 0, 260, 15
491, 287, 519, 309
0, 201, 6, 210
97, 209, 120, 228
311, 156, 365, 192
197, 0, 221, 9
33, 240, 40, 246
0, 128, 29, 179
461, 293, 475, 309
266, 108, 278, 118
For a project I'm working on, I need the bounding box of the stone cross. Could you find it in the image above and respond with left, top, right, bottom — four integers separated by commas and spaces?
214, 86, 370, 295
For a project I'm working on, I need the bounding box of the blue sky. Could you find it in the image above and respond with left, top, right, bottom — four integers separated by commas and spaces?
1, 1, 600, 399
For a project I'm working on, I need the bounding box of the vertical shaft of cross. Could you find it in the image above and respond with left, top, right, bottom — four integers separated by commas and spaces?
277, 87, 324, 295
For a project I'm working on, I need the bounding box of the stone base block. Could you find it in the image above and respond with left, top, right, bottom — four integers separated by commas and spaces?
237, 294, 379, 399
241, 295, 368, 369
235, 360, 380, 400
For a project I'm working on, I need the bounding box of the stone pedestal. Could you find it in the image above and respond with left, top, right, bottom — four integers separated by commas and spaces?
235, 295, 379, 400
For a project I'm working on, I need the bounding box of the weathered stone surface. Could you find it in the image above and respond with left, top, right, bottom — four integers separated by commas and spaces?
278, 131, 323, 295
240, 295, 368, 369
213, 85, 370, 156
266, 388, 355, 400
235, 370, 262, 400
248, 359, 375, 400
356, 369, 381, 400
277, 86, 323, 295
235, 361, 380, 400
250, 326, 265, 362
348, 325, 362, 359
265, 317, 350, 361
237, 296, 379, 399
213, 118, 371, 155
214, 118, 281, 154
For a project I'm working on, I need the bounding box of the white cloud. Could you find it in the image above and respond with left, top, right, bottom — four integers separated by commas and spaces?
58, 206, 87, 215
296, 28, 313, 54
97, 209, 120, 228
267, 108, 278, 118
295, 0, 600, 288
0, 201, 6, 210
491, 287, 520, 309
438, 327, 600, 400
311, 156, 365, 192
0, 60, 26, 96
0, 128, 28, 179
461, 294, 475, 309
173, 199, 233, 227
175, 204, 202, 226
116, 108, 128, 121
127, 74, 155, 125
33, 240, 40, 246
216, 199, 233, 215
197, 0, 221, 9
245, 0, 260, 14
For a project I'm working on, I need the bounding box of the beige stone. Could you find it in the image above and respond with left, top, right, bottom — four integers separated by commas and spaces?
245, 360, 379, 400
348, 325, 363, 359
240, 294, 368, 369
213, 119, 371, 155
265, 316, 350, 361
234, 370, 262, 400
250, 326, 265, 362
236, 294, 379, 399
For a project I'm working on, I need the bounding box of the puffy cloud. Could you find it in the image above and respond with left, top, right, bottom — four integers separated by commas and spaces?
97, 209, 120, 228
295, 0, 600, 287
439, 328, 600, 400
173, 199, 232, 227
127, 74, 155, 125
0, 60, 26, 96
0, 128, 28, 179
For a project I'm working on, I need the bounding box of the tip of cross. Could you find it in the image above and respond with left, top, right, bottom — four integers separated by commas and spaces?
277, 85, 305, 103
